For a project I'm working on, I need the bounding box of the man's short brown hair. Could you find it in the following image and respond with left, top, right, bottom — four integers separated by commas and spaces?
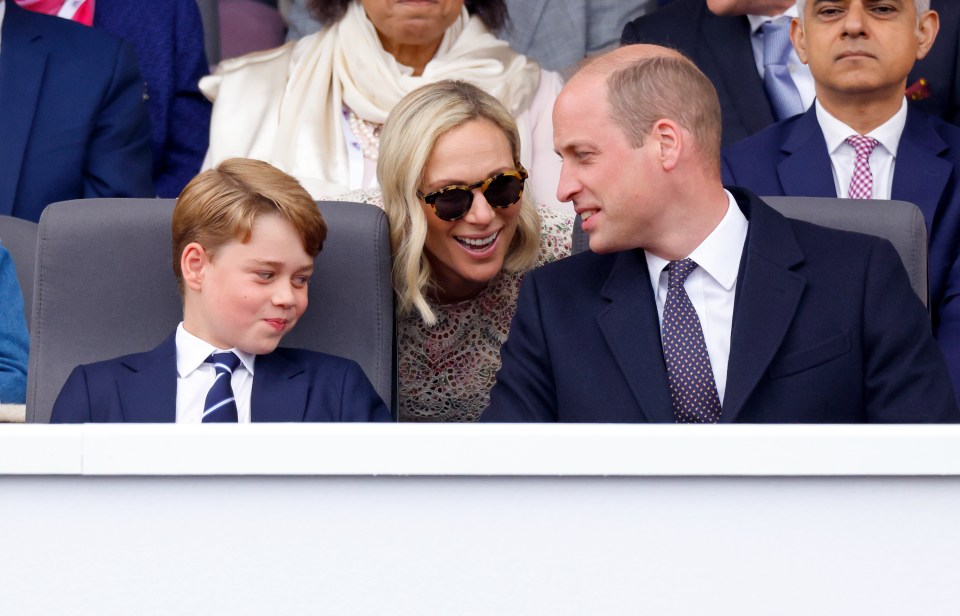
605, 54, 723, 164
172, 158, 326, 291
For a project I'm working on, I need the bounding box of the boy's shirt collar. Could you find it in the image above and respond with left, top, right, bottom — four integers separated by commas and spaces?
175, 322, 256, 378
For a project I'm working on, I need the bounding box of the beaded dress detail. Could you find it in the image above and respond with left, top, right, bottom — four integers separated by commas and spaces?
336, 189, 573, 421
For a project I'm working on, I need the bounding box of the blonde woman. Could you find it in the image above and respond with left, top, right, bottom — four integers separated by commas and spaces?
342, 80, 572, 421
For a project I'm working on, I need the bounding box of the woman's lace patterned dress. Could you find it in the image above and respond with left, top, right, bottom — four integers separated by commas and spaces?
335, 190, 573, 421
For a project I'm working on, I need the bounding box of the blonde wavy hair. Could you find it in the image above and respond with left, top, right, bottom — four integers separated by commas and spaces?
377, 80, 541, 326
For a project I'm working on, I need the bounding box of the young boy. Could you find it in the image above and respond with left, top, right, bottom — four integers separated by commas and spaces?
50, 158, 391, 423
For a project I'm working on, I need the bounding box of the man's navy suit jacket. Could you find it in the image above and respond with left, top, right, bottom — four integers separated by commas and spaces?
0, 1, 154, 222
620, 0, 960, 145
482, 189, 959, 423
49, 334, 392, 423
721, 106, 960, 395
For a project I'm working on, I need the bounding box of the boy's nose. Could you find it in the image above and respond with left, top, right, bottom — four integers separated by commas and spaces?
272, 283, 296, 307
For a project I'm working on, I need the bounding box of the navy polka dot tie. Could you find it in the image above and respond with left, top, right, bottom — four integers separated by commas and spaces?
202, 352, 241, 423
661, 259, 722, 423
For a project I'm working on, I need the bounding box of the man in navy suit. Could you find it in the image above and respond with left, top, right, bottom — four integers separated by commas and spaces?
50, 159, 390, 423
721, 0, 960, 396
621, 0, 958, 146
481, 44, 958, 423
0, 0, 154, 222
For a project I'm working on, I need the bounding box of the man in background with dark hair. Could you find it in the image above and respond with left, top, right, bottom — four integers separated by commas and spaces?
722, 0, 960, 397
621, 0, 959, 146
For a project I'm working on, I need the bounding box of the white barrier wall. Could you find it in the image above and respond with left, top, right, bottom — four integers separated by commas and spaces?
1, 424, 959, 615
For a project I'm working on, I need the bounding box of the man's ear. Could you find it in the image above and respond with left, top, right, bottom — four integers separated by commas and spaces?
915, 10, 940, 62
180, 242, 209, 292
790, 17, 808, 64
652, 119, 683, 171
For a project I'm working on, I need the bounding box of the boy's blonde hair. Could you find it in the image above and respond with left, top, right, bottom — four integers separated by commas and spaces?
172, 158, 327, 292
377, 80, 541, 326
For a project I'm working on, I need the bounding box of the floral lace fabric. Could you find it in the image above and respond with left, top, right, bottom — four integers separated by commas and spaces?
334, 189, 573, 421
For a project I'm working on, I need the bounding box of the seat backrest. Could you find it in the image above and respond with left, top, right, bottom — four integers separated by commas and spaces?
0, 215, 39, 331
26, 198, 394, 423
760, 197, 928, 305
570, 197, 929, 305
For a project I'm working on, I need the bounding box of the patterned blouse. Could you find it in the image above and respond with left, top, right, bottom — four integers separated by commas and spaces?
334, 189, 573, 421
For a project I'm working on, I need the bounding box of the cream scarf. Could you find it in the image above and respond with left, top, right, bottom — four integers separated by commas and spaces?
202, 1, 541, 197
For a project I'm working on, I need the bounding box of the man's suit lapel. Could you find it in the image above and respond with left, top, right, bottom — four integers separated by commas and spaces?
699, 13, 774, 135
116, 334, 178, 422
778, 108, 838, 197
597, 250, 675, 423
892, 109, 952, 230
722, 190, 806, 421
0, 3, 46, 216
251, 352, 309, 422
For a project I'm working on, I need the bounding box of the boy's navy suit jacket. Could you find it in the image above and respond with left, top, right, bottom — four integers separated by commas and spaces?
49, 333, 391, 423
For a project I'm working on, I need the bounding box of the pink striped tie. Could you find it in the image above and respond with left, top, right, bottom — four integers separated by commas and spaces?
846, 135, 879, 200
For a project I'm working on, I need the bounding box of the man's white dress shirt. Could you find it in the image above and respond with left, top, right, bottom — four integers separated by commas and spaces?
816, 97, 907, 200
645, 190, 749, 404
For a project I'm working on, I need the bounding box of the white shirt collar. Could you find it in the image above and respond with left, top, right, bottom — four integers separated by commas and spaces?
747, 5, 799, 34
175, 322, 256, 379
645, 190, 748, 292
815, 97, 908, 158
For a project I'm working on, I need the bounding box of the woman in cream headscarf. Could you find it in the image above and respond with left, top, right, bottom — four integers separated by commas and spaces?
201, 0, 564, 208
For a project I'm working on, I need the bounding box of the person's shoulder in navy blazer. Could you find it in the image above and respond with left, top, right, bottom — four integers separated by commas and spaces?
911, 0, 960, 127
50, 159, 390, 423
0, 1, 154, 222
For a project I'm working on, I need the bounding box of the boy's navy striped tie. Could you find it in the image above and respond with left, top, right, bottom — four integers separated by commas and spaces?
202, 352, 241, 423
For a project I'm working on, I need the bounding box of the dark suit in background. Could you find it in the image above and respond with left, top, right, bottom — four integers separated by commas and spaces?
620, 0, 960, 145
94, 0, 212, 197
482, 189, 958, 423
721, 107, 960, 396
0, 1, 153, 222
49, 334, 392, 423
911, 0, 960, 125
